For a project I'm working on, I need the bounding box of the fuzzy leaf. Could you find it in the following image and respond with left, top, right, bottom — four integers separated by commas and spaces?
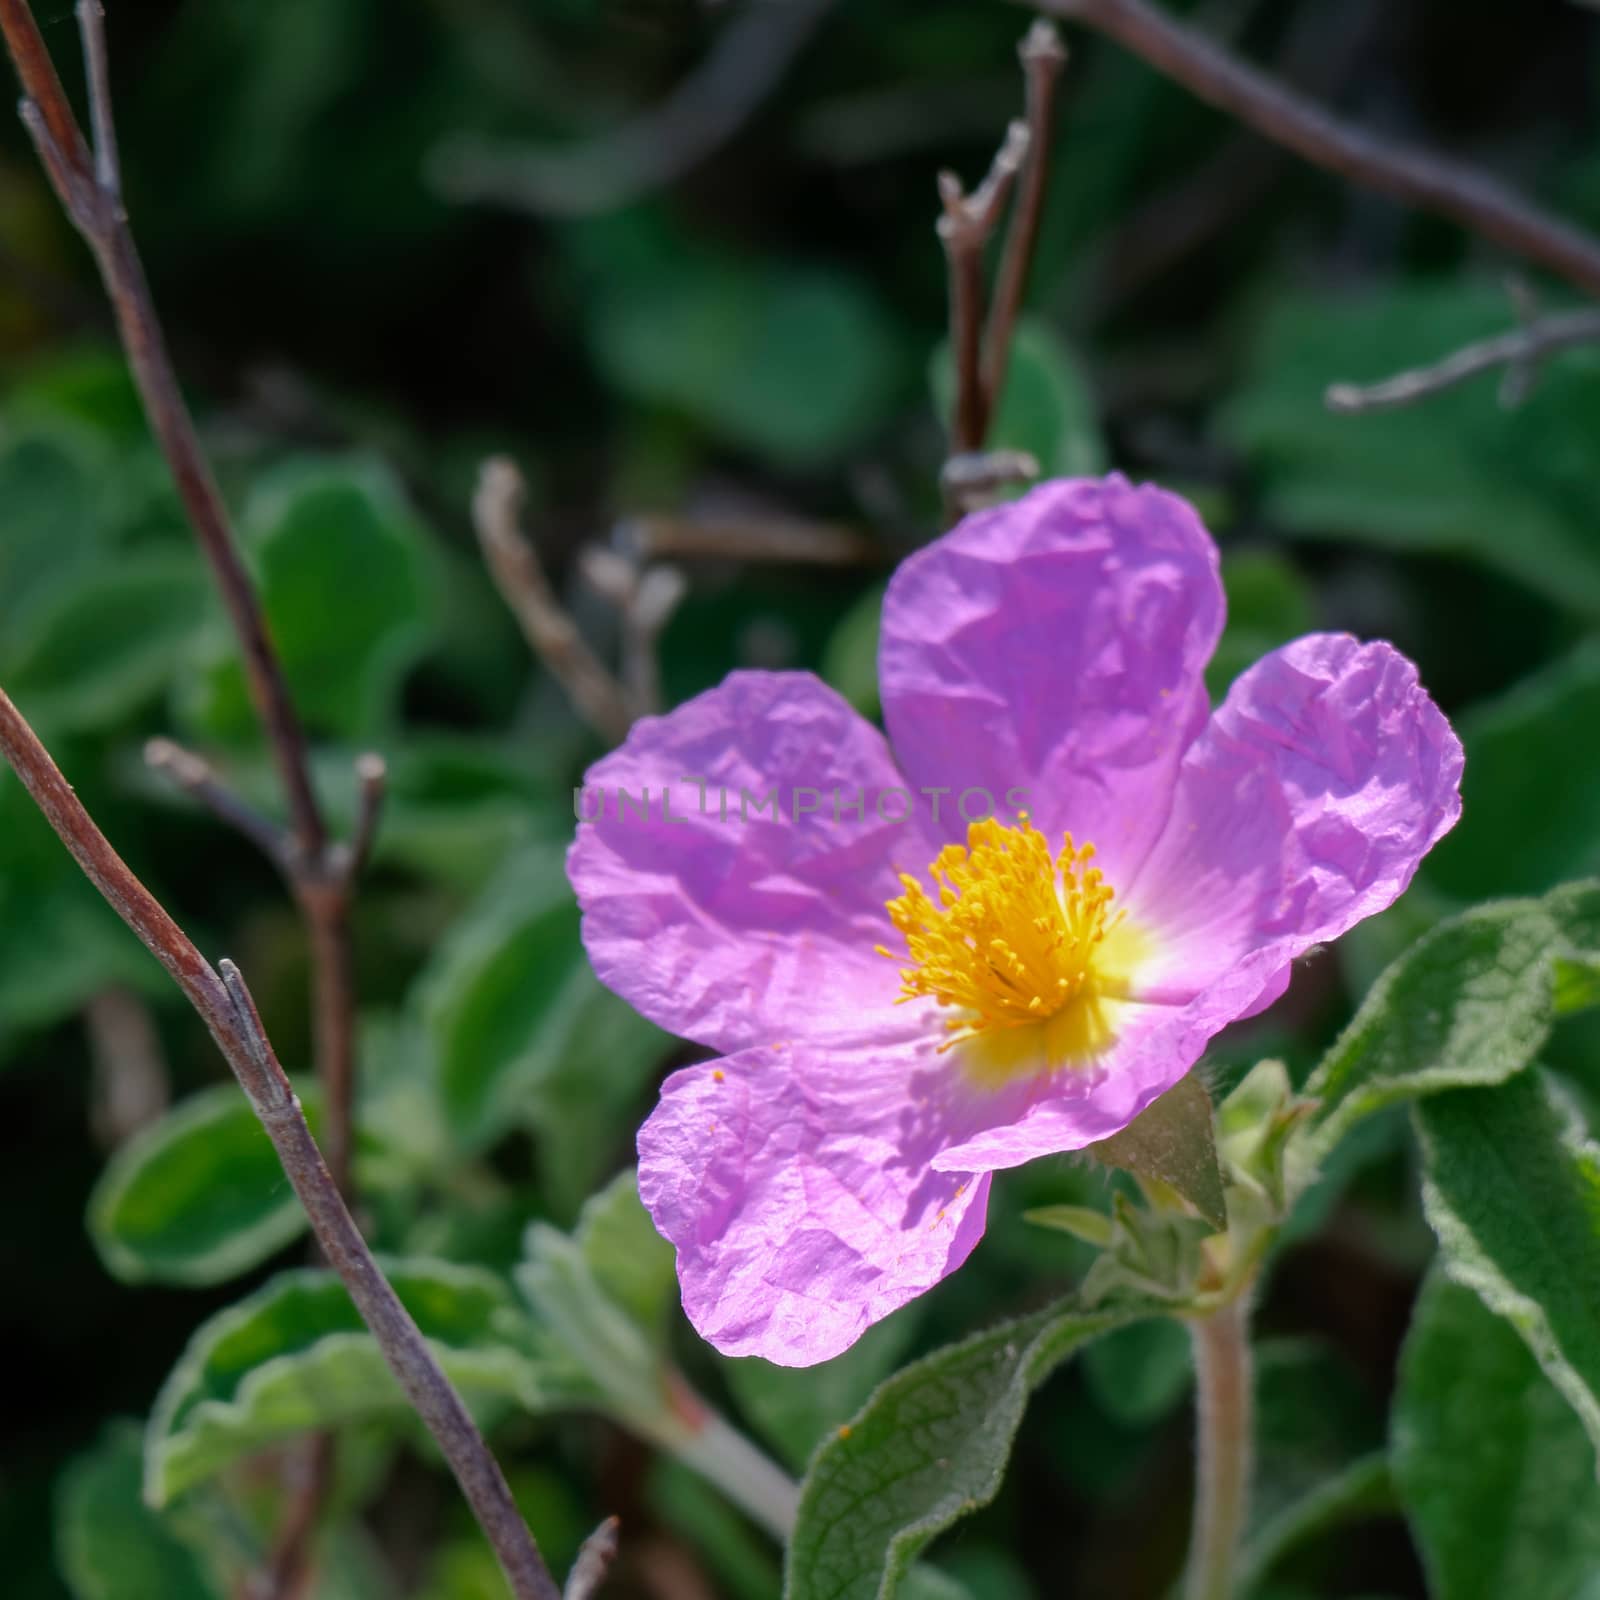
1087, 1071, 1227, 1230
5, 553, 207, 733
1300, 898, 1560, 1163
419, 844, 665, 1174
568, 1167, 677, 1336
1394, 1272, 1600, 1600
784, 1298, 1155, 1600
182, 458, 434, 742
145, 1258, 577, 1505
55, 1423, 214, 1600
88, 1083, 321, 1286
1416, 1072, 1600, 1466
727, 1306, 923, 1475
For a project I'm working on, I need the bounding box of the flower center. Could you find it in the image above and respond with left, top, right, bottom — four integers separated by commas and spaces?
879, 816, 1125, 1050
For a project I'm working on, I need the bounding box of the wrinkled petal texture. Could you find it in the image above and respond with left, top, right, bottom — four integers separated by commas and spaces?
638, 1044, 989, 1365
935, 632, 1463, 1171
569, 671, 935, 1055
879, 475, 1224, 884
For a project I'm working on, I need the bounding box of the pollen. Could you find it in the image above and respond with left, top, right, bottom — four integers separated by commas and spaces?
877, 816, 1124, 1050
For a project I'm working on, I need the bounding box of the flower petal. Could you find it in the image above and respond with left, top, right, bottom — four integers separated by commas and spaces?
878, 475, 1224, 882
932, 633, 1461, 1174
639, 1042, 990, 1365
568, 671, 934, 1055
1123, 632, 1464, 1000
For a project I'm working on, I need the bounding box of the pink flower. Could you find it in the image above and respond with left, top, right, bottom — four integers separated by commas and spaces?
567, 476, 1463, 1366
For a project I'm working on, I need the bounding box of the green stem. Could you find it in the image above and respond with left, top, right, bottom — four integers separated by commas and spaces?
1185, 1295, 1254, 1600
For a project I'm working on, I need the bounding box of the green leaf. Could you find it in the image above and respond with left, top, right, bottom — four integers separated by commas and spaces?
727, 1306, 924, 1475
1082, 1316, 1192, 1426
1222, 279, 1600, 614
55, 1422, 215, 1600
820, 581, 887, 721
362, 734, 563, 891
1251, 1336, 1385, 1533
146, 1257, 569, 1506
1299, 897, 1560, 1164
0, 768, 165, 1056
1426, 642, 1600, 899
0, 424, 107, 640
515, 1173, 672, 1434
930, 317, 1104, 477
87, 1083, 322, 1287
1393, 1272, 1600, 1600
182, 458, 434, 742
784, 1298, 1152, 1600
1240, 1453, 1393, 1598
1206, 551, 1317, 701
6, 553, 207, 732
572, 211, 902, 470
1086, 1071, 1227, 1230
1416, 1070, 1600, 1464
419, 843, 665, 1166
568, 1167, 677, 1336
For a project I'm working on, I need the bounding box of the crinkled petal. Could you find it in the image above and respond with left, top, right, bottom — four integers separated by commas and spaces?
638, 1041, 990, 1365
1123, 632, 1464, 999
879, 475, 1224, 882
933, 633, 1461, 1173
568, 671, 932, 1055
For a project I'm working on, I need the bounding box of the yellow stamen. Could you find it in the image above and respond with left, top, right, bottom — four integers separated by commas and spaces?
882, 816, 1126, 1052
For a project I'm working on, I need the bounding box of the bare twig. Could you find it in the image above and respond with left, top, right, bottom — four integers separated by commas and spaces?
431, 0, 833, 216
249, 1436, 334, 1600
983, 21, 1067, 415
144, 739, 293, 873
345, 753, 389, 881
938, 119, 1031, 454
615, 512, 881, 567
1, 0, 327, 859
1324, 306, 1600, 414
563, 1518, 621, 1600
1037, 0, 1600, 301
940, 447, 1041, 515
0, 687, 565, 1600
0, 6, 388, 1589
473, 458, 635, 742
577, 549, 687, 719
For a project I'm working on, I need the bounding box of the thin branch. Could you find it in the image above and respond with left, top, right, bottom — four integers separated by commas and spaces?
1037, 0, 1600, 301
577, 548, 687, 720
0, 0, 89, 181
0, 8, 386, 1588
473, 458, 635, 743
1324, 305, 1600, 414
345, 753, 389, 880
563, 1518, 621, 1600
614, 512, 881, 567
145, 738, 292, 874
2, 14, 328, 861
0, 687, 564, 1600
982, 21, 1067, 418
940, 446, 1041, 516
938, 118, 1031, 454
75, 0, 118, 201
